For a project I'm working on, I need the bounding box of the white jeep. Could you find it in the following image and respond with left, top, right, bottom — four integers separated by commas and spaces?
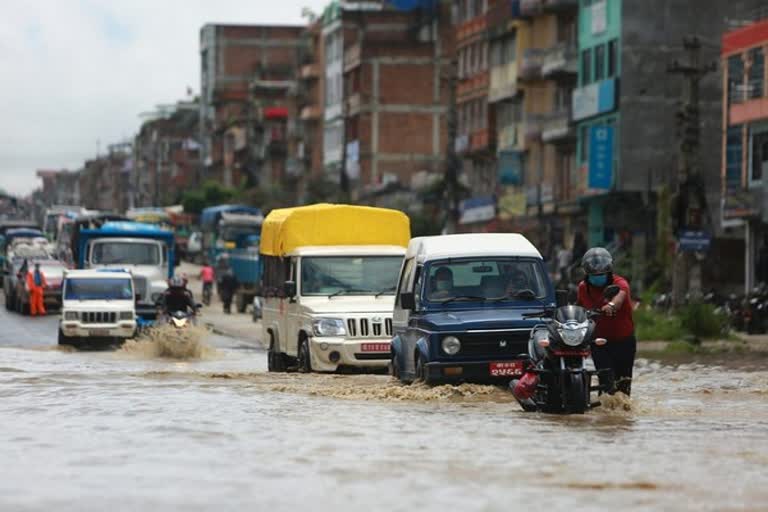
59, 269, 138, 348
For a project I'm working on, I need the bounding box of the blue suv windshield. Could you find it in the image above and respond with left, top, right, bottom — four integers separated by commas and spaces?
422, 258, 548, 304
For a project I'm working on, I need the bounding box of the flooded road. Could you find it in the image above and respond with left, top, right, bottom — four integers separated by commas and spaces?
1, 307, 767, 511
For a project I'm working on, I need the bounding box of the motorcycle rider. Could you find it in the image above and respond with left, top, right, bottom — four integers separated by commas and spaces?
577, 247, 636, 396
159, 276, 197, 318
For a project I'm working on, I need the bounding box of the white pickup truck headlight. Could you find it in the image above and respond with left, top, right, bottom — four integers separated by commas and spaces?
312, 318, 346, 337
119, 311, 134, 320
64, 311, 79, 321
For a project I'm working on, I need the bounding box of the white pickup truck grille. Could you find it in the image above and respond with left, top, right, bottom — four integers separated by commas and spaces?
82, 312, 117, 324
346, 317, 393, 338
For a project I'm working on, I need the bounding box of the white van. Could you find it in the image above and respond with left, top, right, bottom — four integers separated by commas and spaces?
260, 204, 410, 373
59, 269, 137, 347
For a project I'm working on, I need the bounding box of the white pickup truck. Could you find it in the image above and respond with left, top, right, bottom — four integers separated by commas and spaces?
58, 269, 137, 348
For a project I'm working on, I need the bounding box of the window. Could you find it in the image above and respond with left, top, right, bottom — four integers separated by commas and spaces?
581, 48, 592, 85
725, 126, 743, 190
300, 256, 403, 296
64, 278, 134, 301
395, 258, 414, 307
594, 44, 605, 81
424, 258, 549, 302
607, 39, 617, 77
91, 242, 161, 266
728, 54, 745, 103
580, 124, 589, 163
750, 129, 768, 184
504, 34, 516, 63
751, 53, 764, 95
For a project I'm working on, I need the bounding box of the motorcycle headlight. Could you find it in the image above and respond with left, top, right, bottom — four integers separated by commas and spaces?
64, 311, 79, 320
119, 311, 134, 320
312, 318, 346, 337
558, 321, 588, 347
441, 336, 461, 355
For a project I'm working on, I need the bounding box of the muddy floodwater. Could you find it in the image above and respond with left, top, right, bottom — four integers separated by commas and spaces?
1, 320, 767, 511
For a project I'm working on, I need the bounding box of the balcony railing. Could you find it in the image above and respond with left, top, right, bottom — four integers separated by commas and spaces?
541, 42, 578, 77
519, 49, 545, 81
344, 44, 361, 72
458, 71, 490, 98
470, 130, 491, 152
541, 109, 575, 143
346, 93, 362, 116
489, 63, 519, 103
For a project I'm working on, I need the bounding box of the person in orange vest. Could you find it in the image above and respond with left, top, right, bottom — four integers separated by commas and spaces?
26, 262, 48, 316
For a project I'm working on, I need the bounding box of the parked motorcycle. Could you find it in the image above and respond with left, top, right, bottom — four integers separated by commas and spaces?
511, 285, 620, 414
744, 284, 768, 334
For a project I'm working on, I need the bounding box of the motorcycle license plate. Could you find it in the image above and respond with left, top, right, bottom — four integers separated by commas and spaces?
361, 343, 389, 352
89, 329, 110, 337
489, 361, 524, 377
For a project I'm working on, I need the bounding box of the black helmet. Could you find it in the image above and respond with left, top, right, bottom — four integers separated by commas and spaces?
582, 247, 613, 275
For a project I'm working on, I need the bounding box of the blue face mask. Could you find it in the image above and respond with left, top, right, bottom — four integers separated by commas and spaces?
588, 274, 609, 287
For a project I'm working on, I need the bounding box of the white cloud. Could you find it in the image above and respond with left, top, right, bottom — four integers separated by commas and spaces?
0, 0, 328, 196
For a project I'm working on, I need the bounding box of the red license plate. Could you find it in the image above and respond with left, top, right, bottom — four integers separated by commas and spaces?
489, 361, 524, 377
361, 343, 389, 352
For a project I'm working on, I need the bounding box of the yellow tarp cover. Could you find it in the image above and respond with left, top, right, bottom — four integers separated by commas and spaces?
259, 203, 411, 256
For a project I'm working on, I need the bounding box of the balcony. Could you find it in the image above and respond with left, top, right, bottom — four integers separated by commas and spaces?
497, 124, 521, 151
542, 0, 578, 12
457, 16, 488, 46
346, 92, 362, 116
520, 0, 543, 17
541, 109, 575, 143
344, 43, 361, 73
488, 63, 519, 103
541, 42, 578, 78
267, 127, 287, 154
300, 105, 322, 121
519, 49, 545, 81
300, 63, 320, 80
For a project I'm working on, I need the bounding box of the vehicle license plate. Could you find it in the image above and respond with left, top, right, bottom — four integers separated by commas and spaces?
489, 361, 524, 377
90, 329, 110, 337
361, 343, 389, 352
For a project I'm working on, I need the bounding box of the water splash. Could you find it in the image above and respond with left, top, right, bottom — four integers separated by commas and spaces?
119, 324, 216, 360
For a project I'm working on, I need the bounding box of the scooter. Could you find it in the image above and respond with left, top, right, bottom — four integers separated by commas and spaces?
511, 285, 620, 414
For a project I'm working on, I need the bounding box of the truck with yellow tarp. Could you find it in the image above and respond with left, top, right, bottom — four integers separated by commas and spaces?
259, 204, 409, 373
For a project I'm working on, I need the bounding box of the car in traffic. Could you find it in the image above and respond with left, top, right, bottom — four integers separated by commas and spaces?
390, 233, 555, 385
260, 204, 409, 373
58, 269, 138, 348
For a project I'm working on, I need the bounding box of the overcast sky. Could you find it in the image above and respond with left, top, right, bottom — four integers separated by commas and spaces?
0, 0, 328, 197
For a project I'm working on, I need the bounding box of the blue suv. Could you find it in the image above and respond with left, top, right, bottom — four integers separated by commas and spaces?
390, 234, 556, 385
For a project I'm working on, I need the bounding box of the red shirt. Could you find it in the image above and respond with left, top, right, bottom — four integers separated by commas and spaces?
200, 266, 215, 283
577, 275, 634, 340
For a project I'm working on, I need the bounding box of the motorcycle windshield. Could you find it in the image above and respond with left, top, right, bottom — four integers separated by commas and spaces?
553, 305, 588, 324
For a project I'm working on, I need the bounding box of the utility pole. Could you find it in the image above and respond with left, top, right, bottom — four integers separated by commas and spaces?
443, 57, 460, 234
668, 36, 716, 306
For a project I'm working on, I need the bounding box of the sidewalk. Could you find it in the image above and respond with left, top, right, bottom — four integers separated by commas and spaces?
178, 262, 264, 347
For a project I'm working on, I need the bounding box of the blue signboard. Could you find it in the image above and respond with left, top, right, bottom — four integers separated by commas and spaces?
678, 230, 712, 252
588, 125, 614, 190
498, 151, 523, 185
459, 196, 496, 225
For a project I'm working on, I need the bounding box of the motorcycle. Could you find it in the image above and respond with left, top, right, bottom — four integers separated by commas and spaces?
511, 285, 620, 414
167, 310, 195, 329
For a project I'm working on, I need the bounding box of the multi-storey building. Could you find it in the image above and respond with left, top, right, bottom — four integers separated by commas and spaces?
721, 11, 768, 291
317, 0, 452, 208
199, 24, 304, 189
